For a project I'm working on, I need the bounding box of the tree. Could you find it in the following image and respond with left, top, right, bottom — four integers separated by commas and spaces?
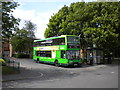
81, 2, 120, 56
2, 1, 20, 39
44, 5, 69, 37
10, 29, 34, 58
23, 20, 37, 38
10, 21, 36, 58
44, 2, 120, 57
0, 2, 2, 57
23, 20, 36, 57
10, 29, 29, 53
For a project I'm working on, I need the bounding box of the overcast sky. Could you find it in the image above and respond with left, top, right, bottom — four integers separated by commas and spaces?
13, 0, 94, 39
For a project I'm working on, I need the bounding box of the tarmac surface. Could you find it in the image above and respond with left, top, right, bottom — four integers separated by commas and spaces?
2, 58, 119, 88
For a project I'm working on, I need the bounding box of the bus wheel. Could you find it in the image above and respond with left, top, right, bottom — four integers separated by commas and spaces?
36, 58, 39, 63
54, 60, 60, 67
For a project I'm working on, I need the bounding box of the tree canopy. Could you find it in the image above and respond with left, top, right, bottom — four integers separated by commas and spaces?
23, 20, 37, 38
10, 20, 36, 55
44, 2, 120, 57
2, 1, 20, 39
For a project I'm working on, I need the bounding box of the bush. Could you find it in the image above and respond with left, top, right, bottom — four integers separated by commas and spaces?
0, 58, 7, 66
13, 53, 30, 58
2, 66, 20, 75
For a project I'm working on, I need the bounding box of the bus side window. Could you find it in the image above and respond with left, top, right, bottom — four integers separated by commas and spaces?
46, 40, 52, 46
34, 41, 41, 47
46, 51, 51, 57
38, 41, 41, 46
52, 39, 59, 45
36, 51, 51, 57
61, 51, 66, 58
41, 41, 46, 46
58, 38, 65, 45
34, 42, 38, 47
36, 51, 40, 56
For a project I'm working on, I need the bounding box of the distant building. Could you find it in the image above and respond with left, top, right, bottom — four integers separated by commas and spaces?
2, 39, 10, 58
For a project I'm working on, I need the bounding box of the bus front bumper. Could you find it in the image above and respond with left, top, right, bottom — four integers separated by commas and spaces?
65, 60, 82, 66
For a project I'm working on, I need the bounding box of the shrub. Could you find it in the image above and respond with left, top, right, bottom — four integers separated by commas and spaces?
13, 53, 30, 58
0, 58, 7, 66
2, 66, 20, 75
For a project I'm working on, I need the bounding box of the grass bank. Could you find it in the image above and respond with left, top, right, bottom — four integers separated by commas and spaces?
1, 66, 20, 75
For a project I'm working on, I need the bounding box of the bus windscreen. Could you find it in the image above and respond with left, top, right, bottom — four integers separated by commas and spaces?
67, 36, 79, 44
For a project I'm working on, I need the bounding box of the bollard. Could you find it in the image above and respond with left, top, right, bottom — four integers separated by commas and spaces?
18, 62, 20, 72
13, 61, 14, 69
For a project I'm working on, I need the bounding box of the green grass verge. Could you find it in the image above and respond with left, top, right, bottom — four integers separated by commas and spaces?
1, 66, 20, 75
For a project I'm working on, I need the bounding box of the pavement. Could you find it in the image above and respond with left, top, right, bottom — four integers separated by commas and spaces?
2, 63, 90, 82
2, 58, 119, 88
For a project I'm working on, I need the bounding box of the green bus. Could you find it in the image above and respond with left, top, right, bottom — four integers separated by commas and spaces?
33, 35, 82, 67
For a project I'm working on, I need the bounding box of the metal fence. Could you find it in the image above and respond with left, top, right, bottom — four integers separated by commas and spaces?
6, 60, 20, 71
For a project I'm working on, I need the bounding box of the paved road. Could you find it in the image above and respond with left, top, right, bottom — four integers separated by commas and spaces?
2, 58, 118, 88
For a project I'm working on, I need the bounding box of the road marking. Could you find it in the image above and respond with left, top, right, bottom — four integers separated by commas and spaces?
110, 72, 115, 74
25, 72, 44, 79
